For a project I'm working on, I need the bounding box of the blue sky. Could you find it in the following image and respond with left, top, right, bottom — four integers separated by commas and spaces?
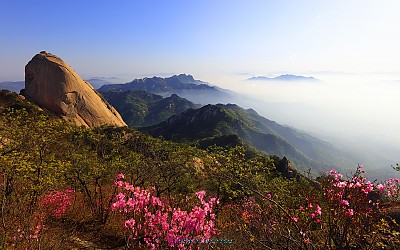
1, 0, 400, 82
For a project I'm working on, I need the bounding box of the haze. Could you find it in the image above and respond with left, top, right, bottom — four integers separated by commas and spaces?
221, 73, 400, 172
1, 1, 399, 172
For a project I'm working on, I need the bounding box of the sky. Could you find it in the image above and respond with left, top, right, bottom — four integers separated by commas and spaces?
1, 0, 400, 81
1, 0, 400, 168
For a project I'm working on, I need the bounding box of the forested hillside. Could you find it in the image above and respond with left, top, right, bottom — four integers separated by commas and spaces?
141, 103, 353, 173
100, 90, 200, 127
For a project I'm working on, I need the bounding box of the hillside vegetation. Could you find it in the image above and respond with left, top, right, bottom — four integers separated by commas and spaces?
0, 90, 399, 249
141, 103, 353, 173
100, 90, 199, 127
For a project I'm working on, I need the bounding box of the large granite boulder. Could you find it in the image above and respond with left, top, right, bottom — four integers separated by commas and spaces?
24, 51, 126, 127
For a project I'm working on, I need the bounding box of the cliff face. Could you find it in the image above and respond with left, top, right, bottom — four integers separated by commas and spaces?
24, 51, 126, 127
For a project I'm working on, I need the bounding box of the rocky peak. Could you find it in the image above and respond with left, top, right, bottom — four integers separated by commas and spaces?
174, 74, 195, 83
24, 51, 126, 127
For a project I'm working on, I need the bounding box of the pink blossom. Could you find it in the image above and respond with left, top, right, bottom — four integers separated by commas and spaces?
111, 174, 217, 249
362, 182, 374, 194
195, 190, 206, 201
345, 209, 354, 217
115, 180, 124, 188
329, 169, 337, 175
125, 183, 134, 191
339, 199, 349, 207
335, 181, 347, 188
124, 218, 136, 229
39, 190, 75, 218
377, 184, 385, 191
267, 193, 272, 199
315, 205, 322, 215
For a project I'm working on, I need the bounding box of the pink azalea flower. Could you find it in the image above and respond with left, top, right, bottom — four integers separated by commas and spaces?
195, 190, 206, 201
115, 180, 124, 188
124, 218, 136, 229
345, 209, 354, 217
339, 199, 349, 207
315, 205, 322, 215
377, 184, 385, 191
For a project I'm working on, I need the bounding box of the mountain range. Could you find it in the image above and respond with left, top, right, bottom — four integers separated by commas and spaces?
85, 77, 122, 89
0, 78, 120, 93
0, 81, 25, 93
248, 74, 319, 81
98, 74, 231, 104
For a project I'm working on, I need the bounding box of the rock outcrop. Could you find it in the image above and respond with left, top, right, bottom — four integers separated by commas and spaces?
24, 51, 126, 127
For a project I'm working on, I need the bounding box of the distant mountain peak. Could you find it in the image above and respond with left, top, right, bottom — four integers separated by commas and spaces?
174, 74, 195, 82
248, 74, 319, 82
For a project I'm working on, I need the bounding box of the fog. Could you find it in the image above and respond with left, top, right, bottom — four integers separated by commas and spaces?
212, 73, 400, 174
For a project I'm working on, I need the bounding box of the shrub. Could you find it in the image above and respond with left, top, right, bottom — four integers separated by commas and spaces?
111, 174, 218, 249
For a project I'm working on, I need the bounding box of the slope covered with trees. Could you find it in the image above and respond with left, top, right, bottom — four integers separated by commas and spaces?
141, 103, 353, 172
100, 90, 200, 127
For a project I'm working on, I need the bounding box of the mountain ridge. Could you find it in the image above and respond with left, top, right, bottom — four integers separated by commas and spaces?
98, 74, 231, 104
248, 74, 319, 81
140, 103, 349, 172
0, 81, 25, 93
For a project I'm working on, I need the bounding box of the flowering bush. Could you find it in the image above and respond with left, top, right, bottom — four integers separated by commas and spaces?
219, 165, 400, 249
39, 189, 75, 218
111, 174, 218, 249
7, 189, 75, 248
380, 178, 400, 201
317, 165, 383, 248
